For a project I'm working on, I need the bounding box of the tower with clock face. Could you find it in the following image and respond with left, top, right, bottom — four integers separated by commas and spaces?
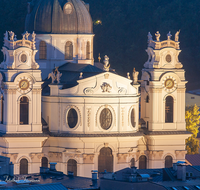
140, 31, 190, 168
0, 31, 43, 133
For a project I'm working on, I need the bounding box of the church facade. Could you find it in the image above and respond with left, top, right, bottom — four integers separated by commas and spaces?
0, 0, 190, 177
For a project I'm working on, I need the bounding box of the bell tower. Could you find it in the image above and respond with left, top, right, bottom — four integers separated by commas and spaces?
0, 31, 43, 133
140, 31, 190, 168
141, 31, 187, 131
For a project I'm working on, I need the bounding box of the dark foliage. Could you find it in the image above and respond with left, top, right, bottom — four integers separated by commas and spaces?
1, 0, 200, 89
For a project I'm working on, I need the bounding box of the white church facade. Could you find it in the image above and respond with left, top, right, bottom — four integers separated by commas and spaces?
0, 0, 190, 177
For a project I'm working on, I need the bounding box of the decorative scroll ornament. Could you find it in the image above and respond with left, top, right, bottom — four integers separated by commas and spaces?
118, 87, 127, 94
48, 67, 62, 84
101, 82, 112, 92
84, 87, 94, 94
103, 55, 110, 71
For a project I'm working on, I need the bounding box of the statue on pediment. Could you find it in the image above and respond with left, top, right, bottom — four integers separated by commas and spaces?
167, 31, 172, 40
8, 31, 15, 41
133, 68, 139, 84
155, 31, 160, 41
175, 30, 180, 42
103, 55, 110, 71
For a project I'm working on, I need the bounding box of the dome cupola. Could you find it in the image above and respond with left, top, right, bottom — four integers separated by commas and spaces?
25, 0, 93, 34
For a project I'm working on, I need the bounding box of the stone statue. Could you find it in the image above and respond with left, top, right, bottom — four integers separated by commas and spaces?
14, 35, 17, 41
167, 31, 172, 40
175, 30, 180, 41
4, 31, 8, 40
32, 31, 36, 42
55, 67, 62, 84
48, 72, 56, 83
101, 82, 112, 93
25, 31, 30, 40
147, 32, 152, 43
133, 68, 139, 84
79, 72, 83, 79
98, 53, 101, 63
8, 31, 15, 41
155, 31, 160, 41
127, 72, 130, 79
103, 55, 110, 71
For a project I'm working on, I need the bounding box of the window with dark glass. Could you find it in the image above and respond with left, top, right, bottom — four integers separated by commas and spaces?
39, 41, 47, 59
20, 158, 28, 175
146, 95, 149, 103
131, 108, 135, 127
166, 54, 171, 63
100, 108, 112, 130
41, 157, 48, 168
21, 54, 27, 63
139, 155, 147, 169
67, 159, 77, 176
67, 108, 78, 128
86, 41, 90, 59
65, 41, 73, 60
165, 155, 173, 168
98, 147, 113, 173
165, 96, 173, 123
20, 96, 29, 125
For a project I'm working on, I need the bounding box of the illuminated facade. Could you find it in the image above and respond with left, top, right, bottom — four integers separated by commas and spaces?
0, 1, 190, 177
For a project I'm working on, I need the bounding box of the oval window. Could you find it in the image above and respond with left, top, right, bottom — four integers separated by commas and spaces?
21, 54, 27, 63
166, 54, 171, 63
131, 108, 135, 127
100, 108, 112, 130
64, 3, 73, 14
67, 108, 78, 128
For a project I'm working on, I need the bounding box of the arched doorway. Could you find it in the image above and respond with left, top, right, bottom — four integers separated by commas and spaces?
67, 159, 77, 176
98, 147, 113, 173
20, 158, 28, 175
165, 155, 173, 168
41, 157, 48, 168
139, 155, 147, 169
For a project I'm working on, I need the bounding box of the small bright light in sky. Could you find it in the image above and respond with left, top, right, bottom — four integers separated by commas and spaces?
94, 20, 102, 25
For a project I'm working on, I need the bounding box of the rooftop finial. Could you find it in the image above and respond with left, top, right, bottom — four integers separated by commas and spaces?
98, 53, 101, 62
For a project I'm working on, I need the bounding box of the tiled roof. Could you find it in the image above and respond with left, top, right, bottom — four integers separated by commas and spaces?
186, 154, 200, 166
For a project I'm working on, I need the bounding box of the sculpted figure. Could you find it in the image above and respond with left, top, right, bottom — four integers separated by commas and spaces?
48, 71, 56, 83
8, 31, 15, 41
155, 31, 160, 41
133, 68, 139, 84
147, 32, 152, 43
175, 30, 180, 41
4, 31, 8, 40
101, 82, 112, 92
103, 55, 110, 71
25, 31, 30, 40
167, 31, 172, 40
32, 31, 36, 41
55, 67, 62, 83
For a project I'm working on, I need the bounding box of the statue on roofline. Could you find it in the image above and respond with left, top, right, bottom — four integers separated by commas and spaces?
175, 30, 180, 42
155, 31, 160, 42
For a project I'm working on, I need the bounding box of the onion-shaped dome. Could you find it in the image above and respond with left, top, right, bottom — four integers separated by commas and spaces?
25, 0, 93, 34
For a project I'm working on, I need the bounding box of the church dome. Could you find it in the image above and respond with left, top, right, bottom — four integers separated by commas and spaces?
25, 0, 93, 34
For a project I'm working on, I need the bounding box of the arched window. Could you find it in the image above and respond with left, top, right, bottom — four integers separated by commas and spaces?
41, 157, 48, 168
67, 159, 77, 176
98, 147, 113, 173
20, 97, 29, 125
139, 155, 147, 169
165, 156, 173, 168
165, 96, 173, 123
131, 108, 135, 127
20, 158, 28, 175
39, 41, 47, 59
130, 158, 135, 167
65, 41, 73, 60
86, 41, 90, 59
146, 95, 149, 103
0, 95, 3, 124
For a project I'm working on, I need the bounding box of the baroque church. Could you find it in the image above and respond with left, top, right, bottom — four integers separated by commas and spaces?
0, 0, 190, 177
